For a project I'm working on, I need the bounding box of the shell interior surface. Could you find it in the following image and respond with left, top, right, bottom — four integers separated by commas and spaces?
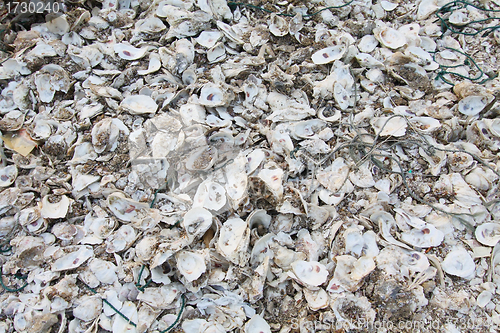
1, 0, 499, 330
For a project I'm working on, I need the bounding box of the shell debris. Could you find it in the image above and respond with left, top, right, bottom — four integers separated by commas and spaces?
0, 0, 500, 332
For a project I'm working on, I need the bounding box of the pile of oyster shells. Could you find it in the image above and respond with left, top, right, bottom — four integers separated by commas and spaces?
0, 0, 500, 331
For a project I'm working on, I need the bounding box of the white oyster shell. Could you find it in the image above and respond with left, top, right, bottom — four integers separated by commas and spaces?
217, 217, 250, 266
183, 207, 213, 239
0, 165, 18, 187
311, 45, 346, 65
441, 249, 475, 279
107, 192, 160, 230
186, 145, 218, 171
269, 14, 288, 37
207, 42, 226, 63
193, 180, 227, 211
371, 116, 407, 137
475, 223, 500, 247
258, 168, 284, 200
195, 31, 222, 48
373, 25, 406, 49
114, 43, 148, 60
176, 250, 206, 282
290, 260, 329, 286
199, 83, 229, 107
52, 245, 94, 271
400, 224, 444, 248
40, 195, 71, 219
73, 296, 102, 322
358, 35, 379, 53
138, 53, 162, 75
120, 95, 158, 115
458, 95, 490, 116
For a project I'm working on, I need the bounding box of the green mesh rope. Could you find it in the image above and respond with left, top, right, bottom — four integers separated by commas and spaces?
227, 0, 354, 17
0, 269, 28, 292
434, 0, 500, 85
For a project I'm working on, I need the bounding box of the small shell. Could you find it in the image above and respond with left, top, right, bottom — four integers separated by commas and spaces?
458, 95, 490, 116
0, 165, 18, 187
400, 224, 444, 248
40, 195, 71, 219
449, 8, 470, 26
409, 117, 441, 134
195, 31, 222, 48
137, 53, 162, 75
292, 119, 326, 139
46, 14, 70, 35
106, 225, 136, 253
73, 296, 102, 322
370, 116, 407, 137
207, 42, 226, 63
246, 209, 271, 230
333, 82, 350, 110
258, 168, 284, 201
107, 192, 160, 230
381, 0, 398, 11
186, 146, 218, 171
290, 260, 329, 286
52, 222, 78, 241
182, 207, 213, 239
89, 258, 117, 284
199, 83, 228, 107
373, 25, 406, 49
269, 14, 288, 37
217, 217, 250, 266
441, 249, 475, 279
358, 35, 379, 53
311, 46, 346, 65
0, 110, 25, 131
304, 288, 329, 311
52, 245, 94, 271
475, 223, 500, 247
114, 43, 148, 60
120, 95, 158, 115
193, 181, 227, 211
135, 17, 166, 34
176, 250, 206, 282
476, 290, 492, 308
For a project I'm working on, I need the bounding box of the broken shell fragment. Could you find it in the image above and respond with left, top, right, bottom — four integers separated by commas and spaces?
217, 217, 250, 266
244, 314, 271, 333
269, 14, 288, 37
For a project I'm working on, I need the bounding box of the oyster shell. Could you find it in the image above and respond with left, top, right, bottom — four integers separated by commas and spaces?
176, 250, 206, 282
120, 95, 158, 115
290, 260, 329, 287
441, 248, 475, 279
